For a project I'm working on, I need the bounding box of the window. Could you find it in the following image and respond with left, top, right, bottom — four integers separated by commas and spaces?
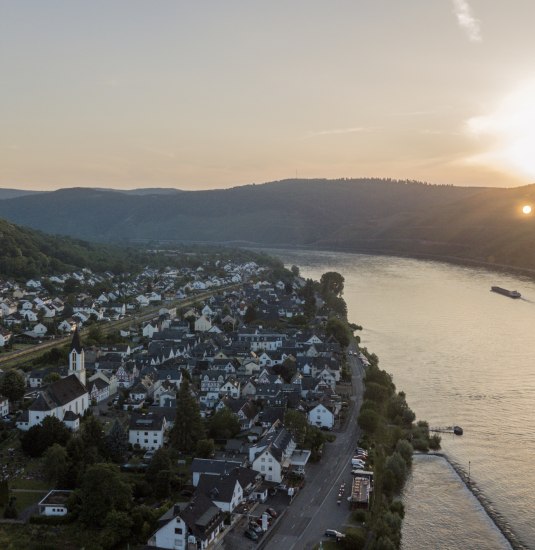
174, 527, 183, 534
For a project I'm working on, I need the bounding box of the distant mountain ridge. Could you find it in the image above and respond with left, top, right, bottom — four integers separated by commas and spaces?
1, 178, 535, 272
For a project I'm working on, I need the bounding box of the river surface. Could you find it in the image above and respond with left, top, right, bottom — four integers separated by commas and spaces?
268, 249, 535, 549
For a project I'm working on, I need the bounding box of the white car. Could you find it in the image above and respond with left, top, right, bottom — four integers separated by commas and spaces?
351, 458, 365, 467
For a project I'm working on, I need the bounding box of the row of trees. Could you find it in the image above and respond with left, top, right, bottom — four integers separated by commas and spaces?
355, 360, 440, 549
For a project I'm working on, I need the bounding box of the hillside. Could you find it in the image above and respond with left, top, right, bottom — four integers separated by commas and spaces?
1, 179, 535, 271
0, 218, 156, 279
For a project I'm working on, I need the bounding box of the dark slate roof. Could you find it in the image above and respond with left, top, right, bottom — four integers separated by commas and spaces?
190, 458, 242, 475
180, 494, 224, 541
196, 474, 239, 504
129, 412, 165, 431
29, 375, 87, 411
71, 327, 83, 353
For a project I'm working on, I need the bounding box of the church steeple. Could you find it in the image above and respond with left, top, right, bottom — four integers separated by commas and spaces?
69, 326, 86, 386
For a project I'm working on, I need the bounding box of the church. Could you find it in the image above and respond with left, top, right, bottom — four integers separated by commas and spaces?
17, 328, 89, 431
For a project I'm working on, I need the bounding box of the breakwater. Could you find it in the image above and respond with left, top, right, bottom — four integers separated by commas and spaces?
423, 452, 526, 550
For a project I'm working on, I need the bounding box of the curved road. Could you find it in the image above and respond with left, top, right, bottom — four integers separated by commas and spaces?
265, 346, 365, 549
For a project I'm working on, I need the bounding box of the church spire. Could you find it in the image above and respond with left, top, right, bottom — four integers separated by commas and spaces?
71, 326, 83, 354
69, 326, 86, 386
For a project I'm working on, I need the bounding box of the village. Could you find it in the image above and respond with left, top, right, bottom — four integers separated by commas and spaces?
0, 258, 372, 549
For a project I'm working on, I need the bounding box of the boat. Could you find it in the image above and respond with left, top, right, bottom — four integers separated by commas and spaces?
453, 426, 463, 436
491, 286, 521, 299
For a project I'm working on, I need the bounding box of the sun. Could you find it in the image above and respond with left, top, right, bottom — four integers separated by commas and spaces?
522, 205, 532, 215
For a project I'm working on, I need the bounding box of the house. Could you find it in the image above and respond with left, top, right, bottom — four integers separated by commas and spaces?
87, 377, 110, 404
249, 428, 297, 483
307, 403, 335, 430
0, 328, 12, 347
194, 315, 212, 333
147, 495, 225, 550
128, 412, 166, 451
38, 490, 73, 516
0, 395, 9, 417
190, 458, 242, 487
195, 473, 243, 513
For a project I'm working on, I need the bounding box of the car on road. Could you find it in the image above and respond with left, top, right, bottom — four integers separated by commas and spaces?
351, 457, 365, 467
325, 529, 345, 539
244, 529, 259, 541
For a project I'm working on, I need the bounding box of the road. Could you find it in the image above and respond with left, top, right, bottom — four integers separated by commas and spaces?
265, 346, 365, 550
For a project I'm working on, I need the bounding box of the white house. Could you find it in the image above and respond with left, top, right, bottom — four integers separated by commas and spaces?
196, 474, 243, 513
0, 395, 9, 417
128, 412, 166, 451
147, 496, 225, 550
250, 428, 297, 483
194, 315, 212, 332
307, 403, 335, 430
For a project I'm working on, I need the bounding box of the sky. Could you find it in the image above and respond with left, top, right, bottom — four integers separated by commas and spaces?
2, 1, 535, 191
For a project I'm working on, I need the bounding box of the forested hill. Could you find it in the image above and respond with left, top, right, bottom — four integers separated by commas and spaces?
1, 178, 535, 271
0, 218, 155, 279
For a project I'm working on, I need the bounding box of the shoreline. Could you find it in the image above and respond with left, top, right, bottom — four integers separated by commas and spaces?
422, 452, 527, 550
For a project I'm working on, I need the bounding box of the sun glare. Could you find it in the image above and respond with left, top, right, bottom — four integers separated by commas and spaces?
522, 205, 532, 215
467, 80, 535, 179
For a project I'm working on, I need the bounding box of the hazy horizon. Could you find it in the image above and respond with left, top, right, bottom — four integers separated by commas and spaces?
3, 1, 535, 191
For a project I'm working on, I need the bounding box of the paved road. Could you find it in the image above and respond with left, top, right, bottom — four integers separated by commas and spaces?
266, 346, 365, 550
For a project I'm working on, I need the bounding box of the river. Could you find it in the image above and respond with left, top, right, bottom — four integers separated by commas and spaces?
268, 249, 535, 549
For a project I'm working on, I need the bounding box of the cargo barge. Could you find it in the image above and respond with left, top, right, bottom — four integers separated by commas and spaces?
491, 286, 521, 299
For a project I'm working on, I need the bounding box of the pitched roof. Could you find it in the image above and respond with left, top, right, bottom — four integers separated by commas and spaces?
29, 375, 87, 411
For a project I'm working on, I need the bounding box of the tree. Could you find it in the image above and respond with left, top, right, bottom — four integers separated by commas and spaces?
170, 378, 204, 453
79, 463, 132, 527
208, 408, 241, 440
42, 443, 68, 486
325, 317, 351, 347
244, 305, 257, 324
357, 408, 380, 435
146, 448, 171, 484
195, 438, 215, 458
0, 370, 26, 402
100, 509, 134, 549
3, 496, 17, 519
290, 265, 300, 277
284, 410, 307, 446
81, 415, 106, 456
21, 416, 72, 457
395, 439, 413, 467
320, 271, 345, 297
105, 419, 128, 463
43, 372, 61, 385
154, 470, 171, 499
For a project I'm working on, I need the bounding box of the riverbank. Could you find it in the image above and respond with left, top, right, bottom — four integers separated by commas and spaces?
425, 453, 527, 550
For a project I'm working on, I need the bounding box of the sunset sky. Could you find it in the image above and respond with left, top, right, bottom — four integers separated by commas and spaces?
2, 1, 535, 190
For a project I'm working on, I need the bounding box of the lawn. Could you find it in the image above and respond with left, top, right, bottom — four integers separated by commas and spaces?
10, 489, 48, 513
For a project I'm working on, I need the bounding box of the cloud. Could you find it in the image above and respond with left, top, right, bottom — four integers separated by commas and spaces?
451, 0, 482, 42
305, 127, 372, 138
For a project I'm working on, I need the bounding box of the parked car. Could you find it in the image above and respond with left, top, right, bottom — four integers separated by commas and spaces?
244, 529, 259, 541
266, 507, 278, 518
325, 529, 345, 539
248, 522, 263, 534
143, 450, 155, 461
351, 458, 365, 467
